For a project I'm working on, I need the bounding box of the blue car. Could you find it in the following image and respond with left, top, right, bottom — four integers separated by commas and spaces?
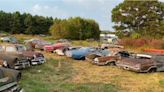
66, 47, 96, 60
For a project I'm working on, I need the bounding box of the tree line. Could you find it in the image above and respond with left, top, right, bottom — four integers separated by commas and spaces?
0, 11, 53, 34
0, 11, 100, 40
50, 17, 100, 40
112, 0, 164, 39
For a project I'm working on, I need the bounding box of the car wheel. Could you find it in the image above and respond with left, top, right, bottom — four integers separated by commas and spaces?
107, 61, 116, 66
17, 73, 22, 81
80, 57, 85, 60
148, 68, 156, 73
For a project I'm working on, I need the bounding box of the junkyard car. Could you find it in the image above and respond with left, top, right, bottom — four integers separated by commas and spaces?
35, 41, 51, 50
65, 47, 97, 60
116, 53, 164, 73
14, 44, 46, 65
44, 43, 70, 53
0, 67, 23, 92
24, 39, 51, 50
85, 48, 111, 61
65, 47, 82, 57
0, 36, 18, 44
0, 44, 30, 69
0, 44, 45, 69
55, 46, 81, 56
91, 51, 130, 66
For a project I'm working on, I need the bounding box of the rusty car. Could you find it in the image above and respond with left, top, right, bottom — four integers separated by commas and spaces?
116, 53, 164, 73
0, 44, 30, 69
44, 42, 70, 53
0, 67, 23, 92
24, 39, 51, 50
90, 51, 130, 66
0, 44, 45, 69
85, 48, 111, 62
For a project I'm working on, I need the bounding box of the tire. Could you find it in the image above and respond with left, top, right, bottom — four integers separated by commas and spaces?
16, 73, 22, 81
148, 68, 156, 73
107, 61, 116, 66
80, 57, 85, 60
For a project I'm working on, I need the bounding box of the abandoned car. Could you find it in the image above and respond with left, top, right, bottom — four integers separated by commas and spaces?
65, 47, 82, 57
34, 41, 52, 50
55, 46, 81, 56
0, 36, 18, 44
24, 39, 50, 50
85, 48, 111, 61
43, 42, 70, 53
65, 47, 97, 60
93, 56, 119, 66
0, 44, 45, 69
0, 67, 23, 92
0, 44, 30, 69
116, 53, 164, 73
90, 50, 132, 66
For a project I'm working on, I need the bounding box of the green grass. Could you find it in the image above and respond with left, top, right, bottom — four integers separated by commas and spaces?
20, 58, 118, 92
159, 80, 164, 87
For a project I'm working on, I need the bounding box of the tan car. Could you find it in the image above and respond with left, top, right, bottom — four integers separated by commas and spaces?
0, 44, 46, 69
116, 54, 164, 73
0, 44, 31, 69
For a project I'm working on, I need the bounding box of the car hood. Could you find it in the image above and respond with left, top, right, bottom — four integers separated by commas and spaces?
118, 57, 154, 66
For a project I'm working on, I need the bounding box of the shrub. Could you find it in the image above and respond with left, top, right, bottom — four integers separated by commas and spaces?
120, 38, 164, 49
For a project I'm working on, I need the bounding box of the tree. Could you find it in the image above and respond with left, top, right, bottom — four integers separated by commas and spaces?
50, 17, 100, 40
112, 0, 164, 38
10, 11, 21, 34
0, 10, 53, 35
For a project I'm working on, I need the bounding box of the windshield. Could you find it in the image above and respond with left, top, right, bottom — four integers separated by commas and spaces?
16, 45, 27, 51
154, 55, 164, 61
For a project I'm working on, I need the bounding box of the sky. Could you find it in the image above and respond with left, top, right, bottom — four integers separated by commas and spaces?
0, 0, 163, 31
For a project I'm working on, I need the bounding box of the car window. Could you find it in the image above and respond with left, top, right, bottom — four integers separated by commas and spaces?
6, 46, 16, 52
16, 45, 27, 51
154, 55, 164, 61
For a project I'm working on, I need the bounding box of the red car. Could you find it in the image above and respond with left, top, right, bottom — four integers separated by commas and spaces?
43, 43, 70, 53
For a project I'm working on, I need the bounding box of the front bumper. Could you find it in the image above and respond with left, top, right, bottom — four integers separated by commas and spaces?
31, 57, 46, 65
0, 82, 24, 92
14, 60, 30, 69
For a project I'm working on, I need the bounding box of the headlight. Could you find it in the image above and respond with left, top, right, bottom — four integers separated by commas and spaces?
3, 61, 8, 67
33, 55, 37, 58
94, 58, 99, 62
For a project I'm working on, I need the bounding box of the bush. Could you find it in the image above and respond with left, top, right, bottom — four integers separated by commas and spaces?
119, 38, 164, 49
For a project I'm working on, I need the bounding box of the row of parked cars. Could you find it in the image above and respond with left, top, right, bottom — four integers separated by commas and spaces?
25, 38, 164, 73
0, 37, 47, 92
1, 36, 163, 92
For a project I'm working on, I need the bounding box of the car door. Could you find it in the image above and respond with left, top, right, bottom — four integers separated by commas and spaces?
155, 56, 164, 71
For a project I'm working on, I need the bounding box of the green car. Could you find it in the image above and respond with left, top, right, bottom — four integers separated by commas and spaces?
0, 67, 23, 92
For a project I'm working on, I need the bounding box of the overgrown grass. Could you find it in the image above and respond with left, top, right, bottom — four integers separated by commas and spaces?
20, 58, 118, 92
159, 80, 164, 87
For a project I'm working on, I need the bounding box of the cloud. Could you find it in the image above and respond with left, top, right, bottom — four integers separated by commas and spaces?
31, 4, 68, 18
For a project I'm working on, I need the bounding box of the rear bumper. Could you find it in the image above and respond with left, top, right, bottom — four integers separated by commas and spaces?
14, 60, 30, 69
31, 57, 46, 65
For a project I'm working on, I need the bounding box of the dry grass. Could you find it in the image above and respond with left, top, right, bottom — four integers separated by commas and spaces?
43, 52, 164, 92
14, 35, 164, 92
